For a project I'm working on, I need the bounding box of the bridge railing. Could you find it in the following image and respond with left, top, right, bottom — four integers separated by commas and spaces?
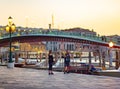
0, 30, 117, 44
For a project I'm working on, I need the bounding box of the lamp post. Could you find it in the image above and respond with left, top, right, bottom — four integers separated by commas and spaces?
109, 41, 114, 68
6, 16, 16, 68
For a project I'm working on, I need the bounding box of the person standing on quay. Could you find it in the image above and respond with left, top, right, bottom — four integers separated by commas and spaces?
64, 50, 70, 74
48, 50, 54, 75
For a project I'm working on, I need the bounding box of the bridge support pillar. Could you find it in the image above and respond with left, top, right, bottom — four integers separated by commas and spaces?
98, 49, 102, 67
15, 52, 18, 63
108, 49, 113, 68
45, 52, 48, 68
88, 51, 92, 70
102, 51, 106, 70
115, 50, 119, 69
119, 51, 120, 69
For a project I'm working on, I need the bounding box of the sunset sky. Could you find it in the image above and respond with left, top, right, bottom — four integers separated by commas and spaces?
0, 0, 120, 35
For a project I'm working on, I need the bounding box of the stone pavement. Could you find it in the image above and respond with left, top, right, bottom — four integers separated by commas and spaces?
0, 66, 120, 89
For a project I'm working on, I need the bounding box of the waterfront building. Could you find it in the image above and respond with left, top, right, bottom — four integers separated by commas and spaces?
63, 27, 96, 37
106, 35, 120, 45
46, 27, 97, 52
19, 42, 46, 59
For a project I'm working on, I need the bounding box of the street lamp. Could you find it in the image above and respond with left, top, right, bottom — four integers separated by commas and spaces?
109, 41, 114, 48
108, 41, 114, 68
6, 16, 16, 68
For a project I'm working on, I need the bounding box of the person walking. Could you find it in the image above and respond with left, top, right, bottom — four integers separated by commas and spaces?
48, 50, 54, 75
64, 50, 70, 74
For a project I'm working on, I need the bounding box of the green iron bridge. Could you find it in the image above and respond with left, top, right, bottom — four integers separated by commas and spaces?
0, 30, 120, 48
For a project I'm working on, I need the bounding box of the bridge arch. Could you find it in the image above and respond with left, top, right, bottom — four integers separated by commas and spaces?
0, 34, 120, 49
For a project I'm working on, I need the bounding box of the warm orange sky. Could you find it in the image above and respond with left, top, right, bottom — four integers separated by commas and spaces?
0, 0, 120, 35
